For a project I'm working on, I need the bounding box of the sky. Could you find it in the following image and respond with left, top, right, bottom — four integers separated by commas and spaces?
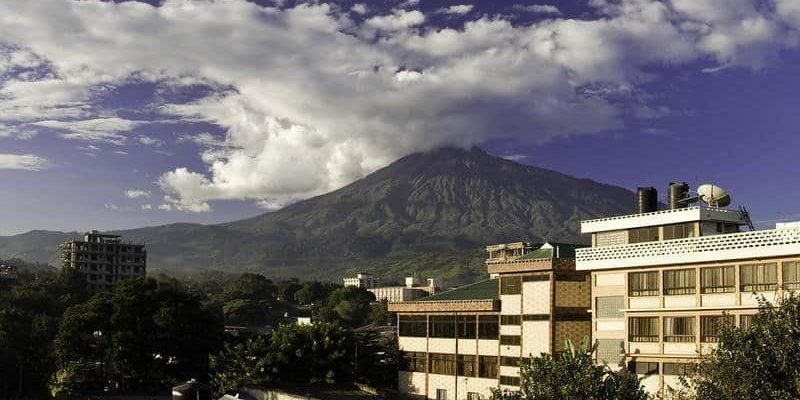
1, 0, 799, 235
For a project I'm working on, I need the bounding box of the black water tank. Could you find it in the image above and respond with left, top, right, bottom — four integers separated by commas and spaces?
668, 182, 690, 210
636, 187, 658, 213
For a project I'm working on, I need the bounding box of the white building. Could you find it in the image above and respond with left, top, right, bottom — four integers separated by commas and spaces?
576, 185, 800, 398
343, 273, 377, 289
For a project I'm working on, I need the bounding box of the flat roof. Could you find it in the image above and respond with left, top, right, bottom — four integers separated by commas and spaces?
581, 206, 747, 234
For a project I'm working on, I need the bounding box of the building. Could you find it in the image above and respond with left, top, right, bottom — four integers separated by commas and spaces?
575, 184, 800, 397
369, 277, 441, 302
62, 230, 147, 292
343, 272, 378, 289
388, 241, 591, 399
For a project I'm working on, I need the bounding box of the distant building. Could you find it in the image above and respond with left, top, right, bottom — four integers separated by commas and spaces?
389, 241, 590, 399
62, 230, 146, 292
361, 276, 442, 303
296, 316, 312, 326
343, 272, 377, 289
0, 264, 18, 280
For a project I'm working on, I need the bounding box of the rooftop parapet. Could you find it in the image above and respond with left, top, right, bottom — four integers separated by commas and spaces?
580, 206, 747, 234
576, 227, 800, 270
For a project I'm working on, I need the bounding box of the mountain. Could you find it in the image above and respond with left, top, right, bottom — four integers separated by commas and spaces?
0, 147, 635, 283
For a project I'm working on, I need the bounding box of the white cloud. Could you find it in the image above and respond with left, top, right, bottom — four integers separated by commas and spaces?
0, 153, 49, 171
502, 154, 529, 161
351, 3, 367, 15
125, 189, 151, 199
512, 4, 562, 15
439, 5, 474, 15
0, 0, 798, 212
30, 118, 141, 145
141, 204, 152, 210
137, 135, 163, 146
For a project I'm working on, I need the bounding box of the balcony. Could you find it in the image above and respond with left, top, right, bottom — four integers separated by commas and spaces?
576, 227, 800, 270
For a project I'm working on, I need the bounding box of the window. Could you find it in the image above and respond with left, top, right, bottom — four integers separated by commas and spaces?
701, 266, 735, 293
500, 376, 521, 386
523, 272, 550, 282
629, 271, 659, 297
740, 314, 755, 329
783, 262, 800, 290
663, 223, 696, 240
629, 317, 658, 342
500, 356, 520, 367
478, 356, 498, 378
500, 335, 521, 346
523, 314, 549, 321
740, 263, 778, 292
400, 351, 426, 372
500, 276, 522, 295
501, 315, 521, 325
629, 226, 659, 243
664, 316, 695, 343
628, 361, 658, 375
467, 392, 481, 400
663, 362, 696, 376
430, 316, 456, 338
596, 296, 624, 319
664, 268, 696, 295
478, 315, 499, 339
457, 315, 477, 339
398, 315, 427, 337
436, 389, 448, 400
701, 315, 733, 343
429, 353, 456, 375
596, 339, 624, 366
457, 355, 477, 377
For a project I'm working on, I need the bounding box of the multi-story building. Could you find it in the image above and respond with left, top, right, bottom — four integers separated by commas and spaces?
576, 185, 800, 397
343, 272, 378, 289
389, 241, 591, 399
62, 230, 146, 292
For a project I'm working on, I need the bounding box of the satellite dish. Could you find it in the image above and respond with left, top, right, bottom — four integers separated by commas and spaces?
698, 184, 732, 207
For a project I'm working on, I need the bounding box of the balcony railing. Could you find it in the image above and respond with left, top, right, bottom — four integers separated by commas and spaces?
576, 228, 800, 270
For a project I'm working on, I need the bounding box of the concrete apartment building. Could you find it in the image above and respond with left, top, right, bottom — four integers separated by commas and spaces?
575, 184, 800, 397
345, 273, 441, 302
62, 230, 147, 292
388, 241, 591, 399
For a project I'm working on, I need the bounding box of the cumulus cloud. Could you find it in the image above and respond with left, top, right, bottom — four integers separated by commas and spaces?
351, 3, 367, 15
0, 0, 798, 212
126, 189, 151, 199
439, 5, 474, 15
141, 204, 152, 210
0, 153, 49, 171
137, 135, 163, 146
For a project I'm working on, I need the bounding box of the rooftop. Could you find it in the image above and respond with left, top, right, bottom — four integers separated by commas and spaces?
580, 206, 747, 234
418, 279, 498, 301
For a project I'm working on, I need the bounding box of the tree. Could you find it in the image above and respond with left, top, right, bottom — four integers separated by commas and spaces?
267, 322, 354, 384
220, 273, 277, 326
0, 268, 86, 398
671, 296, 800, 400
491, 338, 649, 400
314, 286, 375, 328
51, 278, 224, 397
293, 281, 329, 305
210, 337, 271, 395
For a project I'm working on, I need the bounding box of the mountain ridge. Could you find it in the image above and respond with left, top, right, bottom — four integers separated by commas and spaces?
0, 147, 635, 282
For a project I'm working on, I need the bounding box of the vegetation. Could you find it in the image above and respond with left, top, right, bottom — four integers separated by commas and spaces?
491, 338, 648, 400
669, 295, 800, 400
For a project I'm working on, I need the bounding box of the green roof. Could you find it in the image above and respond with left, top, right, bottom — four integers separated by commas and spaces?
419, 279, 498, 301
518, 242, 586, 260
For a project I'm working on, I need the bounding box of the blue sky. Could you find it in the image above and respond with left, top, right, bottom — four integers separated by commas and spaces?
1, 0, 799, 235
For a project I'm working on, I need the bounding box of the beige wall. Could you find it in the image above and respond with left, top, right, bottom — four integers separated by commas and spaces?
522, 321, 549, 357
523, 281, 550, 314
555, 280, 591, 307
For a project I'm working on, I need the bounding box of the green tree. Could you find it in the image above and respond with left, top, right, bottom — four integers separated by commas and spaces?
210, 337, 271, 395
51, 278, 223, 397
491, 338, 649, 400
267, 322, 354, 384
671, 296, 800, 400
293, 281, 329, 305
220, 273, 277, 326
0, 268, 86, 398
315, 286, 375, 328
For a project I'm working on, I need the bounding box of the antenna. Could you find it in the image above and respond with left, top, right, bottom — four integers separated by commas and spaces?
697, 184, 732, 208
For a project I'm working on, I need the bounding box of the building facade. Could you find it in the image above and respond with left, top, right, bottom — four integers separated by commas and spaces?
62, 230, 147, 292
576, 201, 800, 397
389, 242, 591, 399
343, 273, 378, 289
